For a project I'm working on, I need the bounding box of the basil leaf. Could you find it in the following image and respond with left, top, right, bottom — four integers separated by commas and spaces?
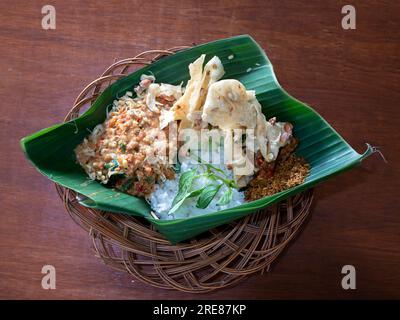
193, 153, 228, 177
169, 169, 198, 214
196, 184, 222, 209
168, 187, 204, 214
204, 163, 226, 176
168, 197, 187, 214
178, 169, 197, 192
187, 187, 205, 198
217, 187, 233, 206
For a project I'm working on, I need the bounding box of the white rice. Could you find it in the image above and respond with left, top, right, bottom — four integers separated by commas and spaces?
149, 147, 245, 220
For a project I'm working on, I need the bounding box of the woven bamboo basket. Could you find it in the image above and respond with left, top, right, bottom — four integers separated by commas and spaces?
55, 47, 314, 293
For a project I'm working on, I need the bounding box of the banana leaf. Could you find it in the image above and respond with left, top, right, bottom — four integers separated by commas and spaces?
20, 35, 372, 243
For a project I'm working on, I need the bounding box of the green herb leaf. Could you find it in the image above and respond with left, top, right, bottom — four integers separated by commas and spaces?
120, 142, 126, 153
168, 187, 205, 214
205, 163, 227, 176
196, 184, 222, 209
178, 169, 197, 194
199, 167, 237, 189
168, 169, 198, 214
168, 197, 187, 214
217, 187, 233, 206
192, 153, 228, 177
187, 187, 205, 198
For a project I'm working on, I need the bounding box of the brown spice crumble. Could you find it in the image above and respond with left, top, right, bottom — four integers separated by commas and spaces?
245, 151, 310, 201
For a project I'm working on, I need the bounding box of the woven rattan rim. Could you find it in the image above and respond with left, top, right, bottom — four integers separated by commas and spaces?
55, 47, 314, 293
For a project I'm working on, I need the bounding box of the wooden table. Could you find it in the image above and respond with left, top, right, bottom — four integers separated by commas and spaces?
1, 0, 399, 299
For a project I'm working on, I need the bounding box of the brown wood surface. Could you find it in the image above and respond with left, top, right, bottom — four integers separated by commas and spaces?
0, 0, 399, 299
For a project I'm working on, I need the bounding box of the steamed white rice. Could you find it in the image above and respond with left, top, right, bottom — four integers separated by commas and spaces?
149, 148, 245, 220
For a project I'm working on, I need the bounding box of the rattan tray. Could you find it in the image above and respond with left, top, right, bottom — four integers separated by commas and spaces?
56, 48, 314, 293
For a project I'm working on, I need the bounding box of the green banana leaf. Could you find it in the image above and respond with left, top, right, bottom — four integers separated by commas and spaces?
20, 35, 372, 243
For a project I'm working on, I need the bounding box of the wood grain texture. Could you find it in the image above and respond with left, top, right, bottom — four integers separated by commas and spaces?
0, 0, 399, 299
